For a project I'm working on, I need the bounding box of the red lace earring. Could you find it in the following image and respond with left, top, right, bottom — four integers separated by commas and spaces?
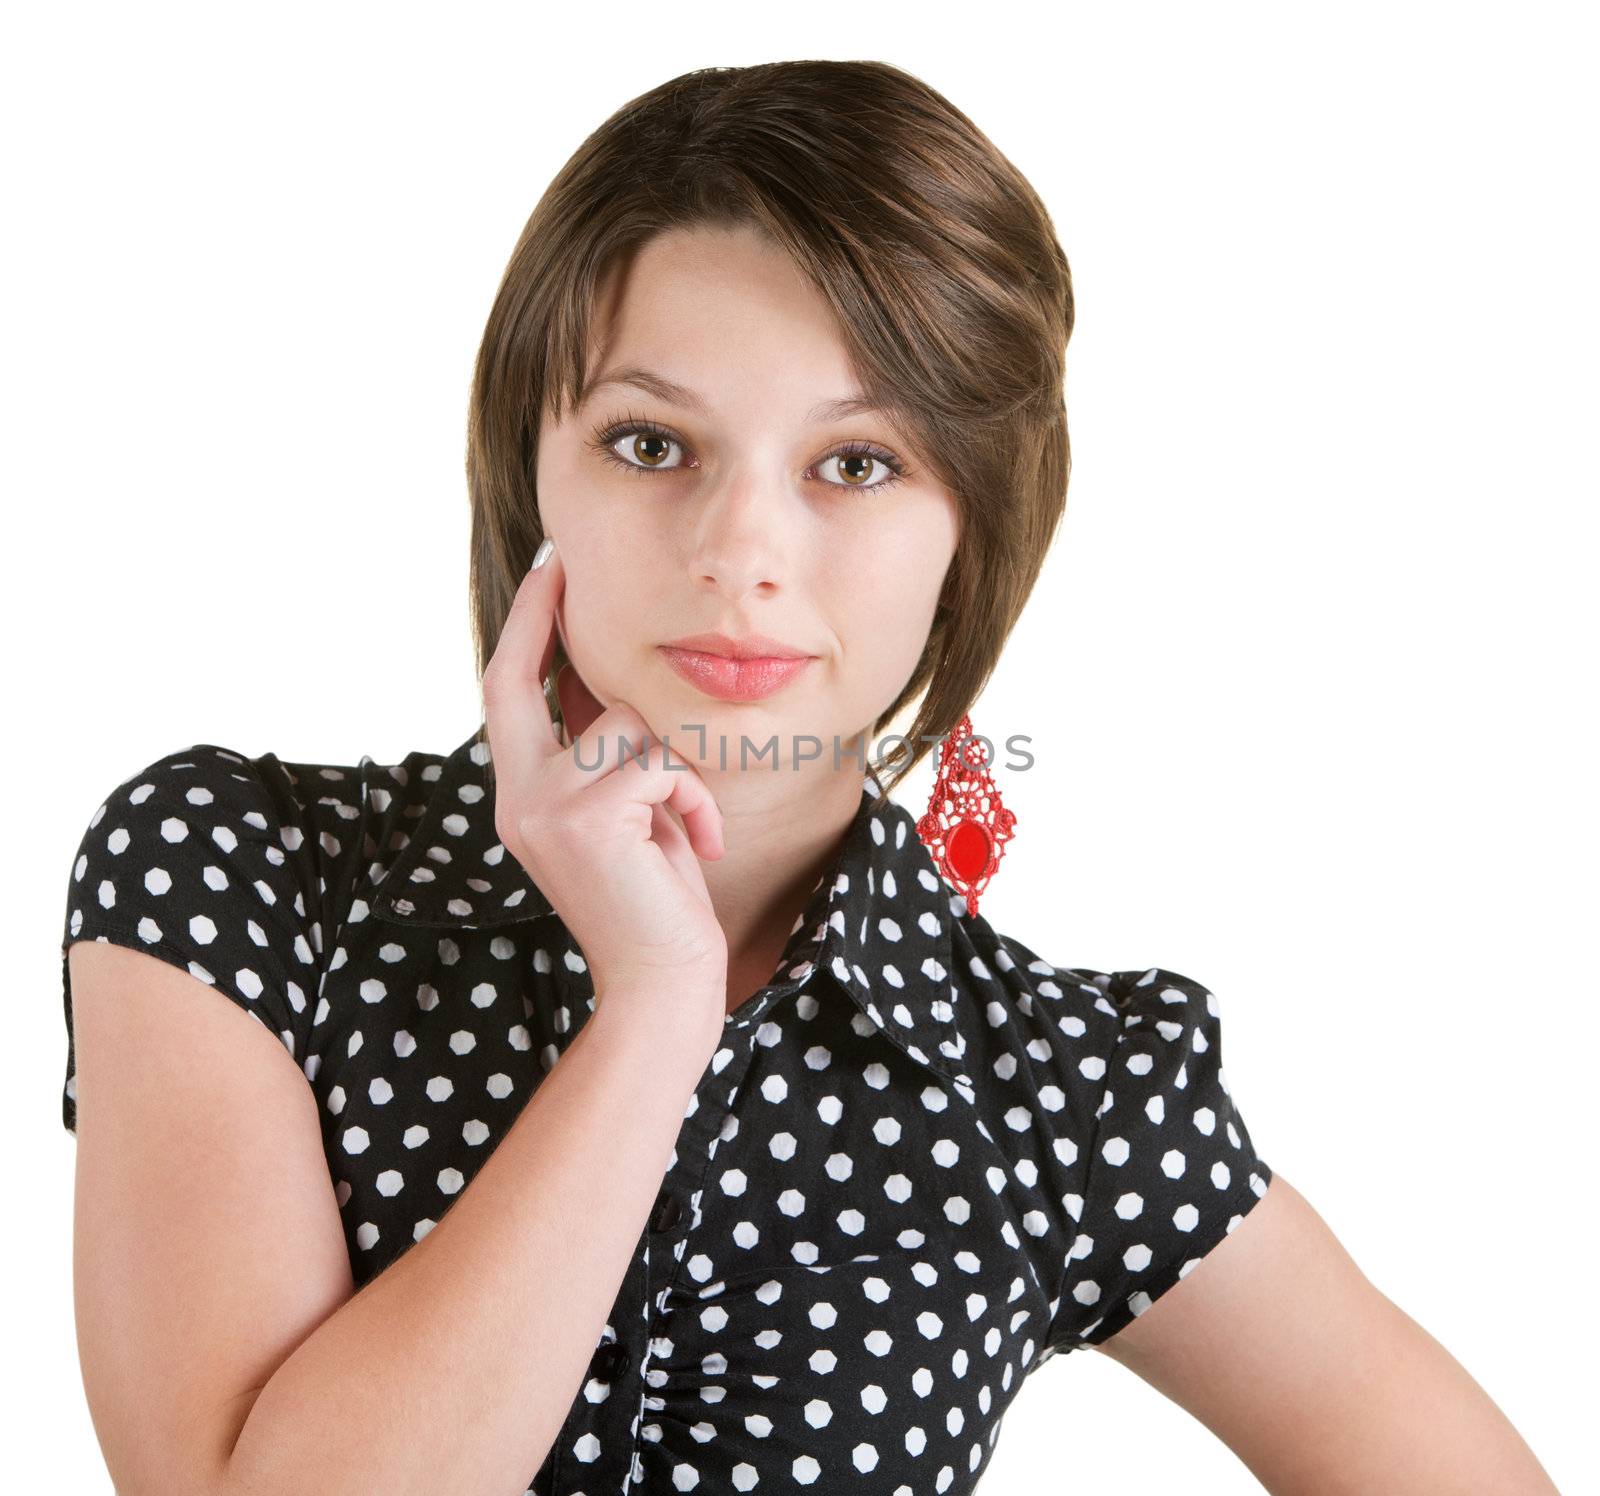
917, 713, 1017, 917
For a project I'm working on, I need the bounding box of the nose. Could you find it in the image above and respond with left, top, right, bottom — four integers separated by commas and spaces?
685, 479, 792, 600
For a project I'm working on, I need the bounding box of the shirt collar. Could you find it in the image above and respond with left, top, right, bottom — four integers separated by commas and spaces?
365, 729, 966, 1083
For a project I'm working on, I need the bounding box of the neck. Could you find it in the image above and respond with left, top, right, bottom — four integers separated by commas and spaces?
685, 761, 871, 1016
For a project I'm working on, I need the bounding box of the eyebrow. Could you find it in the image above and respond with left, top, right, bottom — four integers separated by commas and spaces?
579, 364, 886, 425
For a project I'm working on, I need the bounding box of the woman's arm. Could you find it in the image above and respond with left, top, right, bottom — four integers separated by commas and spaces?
1085, 1172, 1560, 1495
224, 985, 714, 1496
70, 938, 719, 1496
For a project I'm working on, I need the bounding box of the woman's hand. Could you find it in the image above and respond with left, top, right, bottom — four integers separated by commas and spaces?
481, 538, 729, 1052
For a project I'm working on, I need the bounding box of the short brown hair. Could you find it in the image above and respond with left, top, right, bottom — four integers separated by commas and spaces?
466, 60, 1073, 813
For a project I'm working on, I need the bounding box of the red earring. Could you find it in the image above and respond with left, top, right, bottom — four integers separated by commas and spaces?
917, 713, 1017, 918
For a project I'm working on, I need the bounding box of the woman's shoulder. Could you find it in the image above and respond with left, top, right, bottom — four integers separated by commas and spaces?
64, 735, 493, 937
68, 741, 360, 866
57, 741, 367, 1134
63, 742, 347, 947
943, 907, 1241, 1089
943, 913, 1273, 1352
56, 738, 469, 1127
69, 737, 462, 852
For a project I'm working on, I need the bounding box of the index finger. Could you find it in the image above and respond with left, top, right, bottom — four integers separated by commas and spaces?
483, 538, 565, 795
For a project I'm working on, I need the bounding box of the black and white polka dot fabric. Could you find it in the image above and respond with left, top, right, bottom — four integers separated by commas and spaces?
59, 730, 1273, 1494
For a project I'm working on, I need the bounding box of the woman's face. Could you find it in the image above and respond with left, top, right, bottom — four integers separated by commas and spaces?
535, 222, 960, 775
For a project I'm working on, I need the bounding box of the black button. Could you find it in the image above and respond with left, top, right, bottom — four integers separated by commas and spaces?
591, 1340, 630, 1381
650, 1189, 683, 1233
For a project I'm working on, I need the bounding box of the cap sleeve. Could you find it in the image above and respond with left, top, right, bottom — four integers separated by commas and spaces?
1045, 967, 1273, 1354
59, 743, 328, 1134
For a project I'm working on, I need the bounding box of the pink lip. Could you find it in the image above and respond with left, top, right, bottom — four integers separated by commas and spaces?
659, 647, 814, 702
663, 630, 811, 660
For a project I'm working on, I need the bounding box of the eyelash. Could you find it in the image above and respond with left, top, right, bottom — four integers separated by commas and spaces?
585, 409, 913, 492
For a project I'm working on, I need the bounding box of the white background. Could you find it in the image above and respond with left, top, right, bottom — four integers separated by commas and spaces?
6, 3, 1593, 1491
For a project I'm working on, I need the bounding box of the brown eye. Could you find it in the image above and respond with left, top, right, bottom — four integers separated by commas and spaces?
823, 449, 901, 489
606, 429, 686, 471
587, 415, 910, 492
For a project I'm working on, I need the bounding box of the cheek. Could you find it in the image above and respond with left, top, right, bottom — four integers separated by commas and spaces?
855, 494, 958, 598
848, 523, 952, 626
830, 572, 937, 675
550, 538, 647, 674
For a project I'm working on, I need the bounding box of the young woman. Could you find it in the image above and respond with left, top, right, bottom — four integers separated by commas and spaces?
61, 61, 1557, 1496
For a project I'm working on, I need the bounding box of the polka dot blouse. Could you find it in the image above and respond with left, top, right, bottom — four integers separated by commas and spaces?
59, 730, 1273, 1494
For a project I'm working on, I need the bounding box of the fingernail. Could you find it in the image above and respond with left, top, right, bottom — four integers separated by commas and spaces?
531, 537, 555, 571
